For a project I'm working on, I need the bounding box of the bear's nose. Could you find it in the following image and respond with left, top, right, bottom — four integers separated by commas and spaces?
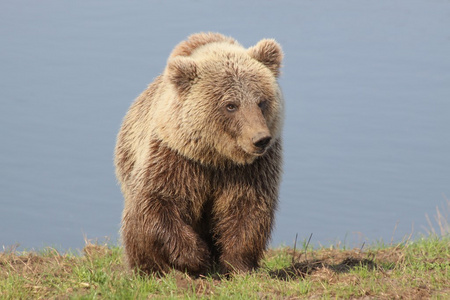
252, 133, 272, 150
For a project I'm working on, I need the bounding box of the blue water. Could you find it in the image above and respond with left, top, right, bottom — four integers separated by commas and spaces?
1, 1, 449, 250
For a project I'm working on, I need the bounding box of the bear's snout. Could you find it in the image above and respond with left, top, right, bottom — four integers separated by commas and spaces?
252, 132, 272, 151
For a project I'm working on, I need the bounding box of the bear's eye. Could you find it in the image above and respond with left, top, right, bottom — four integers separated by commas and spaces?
258, 100, 268, 110
226, 103, 238, 112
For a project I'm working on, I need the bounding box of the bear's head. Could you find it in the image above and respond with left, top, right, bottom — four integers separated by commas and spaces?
156, 33, 283, 167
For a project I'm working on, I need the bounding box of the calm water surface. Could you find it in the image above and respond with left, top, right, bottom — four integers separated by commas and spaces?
1, 1, 449, 250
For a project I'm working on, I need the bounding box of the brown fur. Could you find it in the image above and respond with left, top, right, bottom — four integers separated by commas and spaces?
115, 32, 284, 275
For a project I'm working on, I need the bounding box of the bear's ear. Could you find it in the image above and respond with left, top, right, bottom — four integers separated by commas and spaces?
247, 39, 283, 77
166, 57, 198, 94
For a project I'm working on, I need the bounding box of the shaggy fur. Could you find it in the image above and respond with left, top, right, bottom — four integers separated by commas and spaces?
115, 32, 284, 275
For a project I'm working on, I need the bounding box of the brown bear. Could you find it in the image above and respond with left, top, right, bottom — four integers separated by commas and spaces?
114, 32, 284, 276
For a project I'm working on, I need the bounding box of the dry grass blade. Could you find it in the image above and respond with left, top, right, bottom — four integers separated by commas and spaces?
425, 194, 450, 237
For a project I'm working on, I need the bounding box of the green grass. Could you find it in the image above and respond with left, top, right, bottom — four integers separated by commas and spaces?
1, 235, 450, 299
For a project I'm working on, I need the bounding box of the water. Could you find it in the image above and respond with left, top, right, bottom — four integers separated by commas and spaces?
1, 1, 449, 250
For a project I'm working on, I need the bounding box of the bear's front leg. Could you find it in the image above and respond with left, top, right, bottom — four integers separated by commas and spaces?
122, 193, 211, 275
213, 191, 276, 274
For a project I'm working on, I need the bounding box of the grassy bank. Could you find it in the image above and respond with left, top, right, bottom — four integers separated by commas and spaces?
1, 235, 449, 299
